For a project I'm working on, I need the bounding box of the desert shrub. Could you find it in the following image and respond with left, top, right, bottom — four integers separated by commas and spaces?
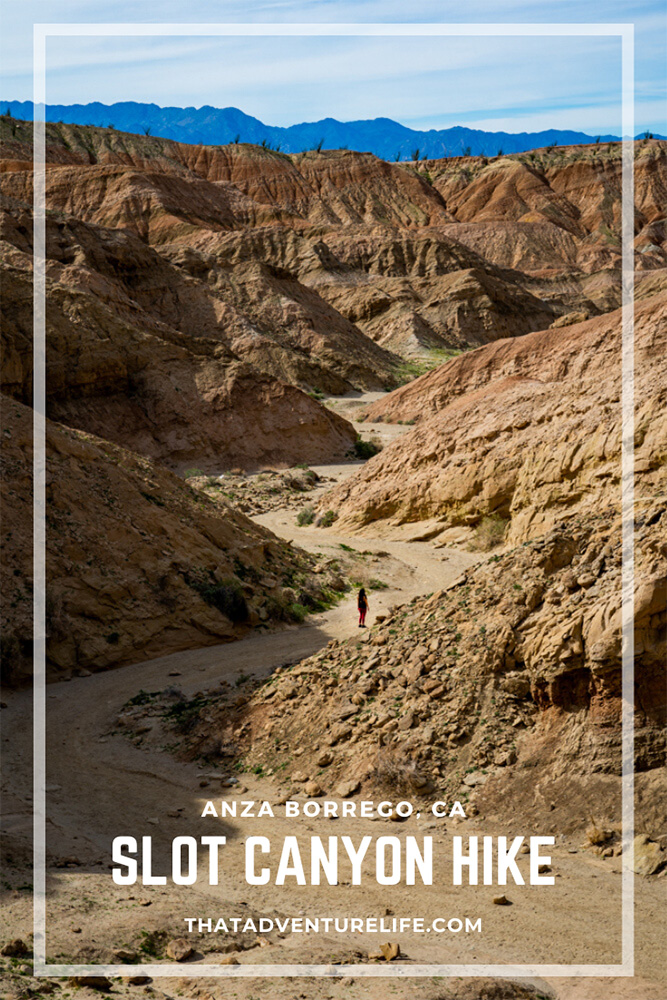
263, 595, 310, 624
353, 436, 383, 460
184, 467, 203, 479
296, 505, 316, 525
188, 572, 248, 624
469, 515, 508, 551
165, 694, 210, 734
371, 752, 429, 793
125, 690, 159, 707
139, 930, 167, 957
319, 510, 337, 528
233, 558, 260, 583
369, 578, 389, 590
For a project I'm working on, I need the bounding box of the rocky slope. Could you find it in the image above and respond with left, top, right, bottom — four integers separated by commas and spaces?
0, 197, 361, 471
326, 293, 667, 547
168, 503, 666, 840
2, 118, 665, 374
0, 396, 348, 684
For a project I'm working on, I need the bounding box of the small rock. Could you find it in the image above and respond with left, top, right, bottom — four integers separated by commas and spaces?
626, 835, 665, 876
218, 954, 240, 965
336, 780, 360, 798
389, 808, 407, 823
291, 771, 308, 783
501, 674, 531, 698
493, 894, 511, 906
113, 948, 137, 962
166, 938, 196, 961
397, 712, 415, 731
69, 977, 111, 991
304, 781, 324, 797
316, 751, 333, 767
463, 771, 487, 787
379, 942, 400, 961
1, 939, 31, 957
402, 663, 423, 685
122, 976, 152, 985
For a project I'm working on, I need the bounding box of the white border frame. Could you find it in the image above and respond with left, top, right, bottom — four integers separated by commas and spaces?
32, 21, 635, 979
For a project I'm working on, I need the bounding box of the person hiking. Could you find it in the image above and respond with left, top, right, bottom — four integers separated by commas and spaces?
357, 587, 369, 627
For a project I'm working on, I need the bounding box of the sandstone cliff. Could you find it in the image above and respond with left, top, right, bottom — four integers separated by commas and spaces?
327, 294, 667, 547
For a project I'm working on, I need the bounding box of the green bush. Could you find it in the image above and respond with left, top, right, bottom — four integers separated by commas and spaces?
353, 437, 382, 460
296, 505, 316, 525
319, 510, 337, 528
165, 695, 209, 734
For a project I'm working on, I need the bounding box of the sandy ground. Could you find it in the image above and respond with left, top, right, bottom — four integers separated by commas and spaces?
1, 406, 665, 1000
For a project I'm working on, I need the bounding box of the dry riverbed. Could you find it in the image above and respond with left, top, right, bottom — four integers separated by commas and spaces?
1, 400, 664, 1000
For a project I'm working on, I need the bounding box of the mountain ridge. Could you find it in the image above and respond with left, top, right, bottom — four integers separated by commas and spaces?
3, 99, 661, 158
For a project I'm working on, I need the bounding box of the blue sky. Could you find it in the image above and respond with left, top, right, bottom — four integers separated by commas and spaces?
0, 1, 665, 135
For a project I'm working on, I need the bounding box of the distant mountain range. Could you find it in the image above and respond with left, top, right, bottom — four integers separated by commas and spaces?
1, 100, 662, 158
